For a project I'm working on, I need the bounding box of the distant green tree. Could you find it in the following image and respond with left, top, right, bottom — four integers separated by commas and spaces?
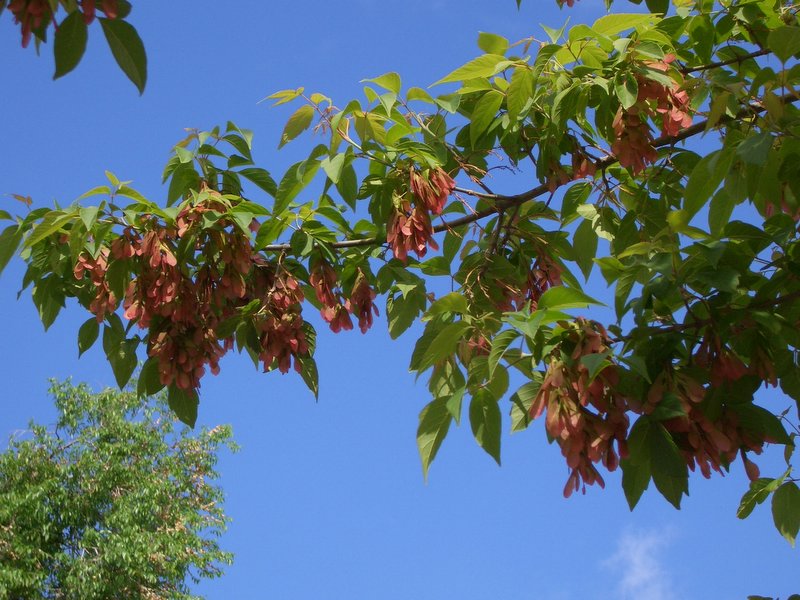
0, 380, 235, 599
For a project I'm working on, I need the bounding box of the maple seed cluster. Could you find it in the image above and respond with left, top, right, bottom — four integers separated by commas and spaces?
387, 167, 456, 262
8, 0, 52, 47
643, 370, 767, 482
310, 260, 379, 334
612, 56, 693, 174
530, 319, 629, 497
493, 252, 563, 312
73, 249, 116, 322
527, 318, 774, 496
73, 197, 316, 394
9, 0, 118, 48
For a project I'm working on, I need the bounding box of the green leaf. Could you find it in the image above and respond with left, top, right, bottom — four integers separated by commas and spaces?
488, 329, 519, 377
560, 182, 592, 224
506, 66, 533, 121
297, 356, 319, 399
684, 148, 735, 218
445, 387, 465, 424
579, 351, 611, 383
167, 165, 200, 205
168, 385, 199, 427
649, 392, 686, 421
53, 11, 88, 79
32, 276, 65, 331
432, 54, 511, 86
265, 87, 304, 106
363, 72, 401, 94
737, 132, 773, 166
708, 188, 735, 237
426, 292, 469, 318
417, 397, 452, 480
593, 13, 656, 36
573, 218, 598, 280
470, 90, 504, 146
649, 423, 688, 508
621, 459, 651, 510
418, 256, 450, 276
386, 288, 425, 339
137, 357, 165, 397
77, 317, 99, 357
100, 18, 147, 94
407, 87, 434, 103
279, 105, 315, 148
0, 224, 23, 277
24, 212, 75, 248
174, 146, 194, 164
645, 0, 668, 12
510, 379, 541, 432
469, 390, 502, 465
738, 477, 784, 519
768, 26, 800, 63
772, 481, 800, 546
536, 286, 603, 311
104, 334, 138, 389
320, 153, 346, 185
274, 158, 322, 216
615, 73, 639, 110
410, 321, 471, 373
477, 32, 509, 55
238, 167, 277, 197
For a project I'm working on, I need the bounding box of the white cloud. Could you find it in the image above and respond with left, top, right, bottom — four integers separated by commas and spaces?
603, 528, 675, 600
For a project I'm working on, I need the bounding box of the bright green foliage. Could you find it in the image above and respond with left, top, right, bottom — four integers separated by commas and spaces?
0, 381, 235, 598
3, 0, 800, 544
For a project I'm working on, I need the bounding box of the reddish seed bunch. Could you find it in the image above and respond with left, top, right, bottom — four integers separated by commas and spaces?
612, 57, 693, 174
310, 260, 378, 334
73, 199, 318, 393
74, 196, 381, 392
694, 331, 748, 387
527, 317, 775, 496
388, 167, 455, 262
8, 0, 118, 48
74, 249, 117, 322
611, 108, 660, 175
248, 261, 309, 375
529, 319, 630, 497
310, 258, 352, 333
409, 167, 456, 216
346, 271, 379, 334
493, 252, 563, 312
8, 0, 52, 48
387, 200, 439, 263
644, 371, 767, 482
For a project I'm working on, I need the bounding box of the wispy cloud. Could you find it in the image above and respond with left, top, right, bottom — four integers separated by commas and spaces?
603, 528, 675, 600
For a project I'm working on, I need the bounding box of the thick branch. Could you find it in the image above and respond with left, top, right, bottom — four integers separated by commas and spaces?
680, 48, 771, 74
261, 92, 798, 252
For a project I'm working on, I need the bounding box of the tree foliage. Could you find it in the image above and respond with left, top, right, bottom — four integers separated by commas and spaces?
0, 380, 234, 598
3, 0, 800, 542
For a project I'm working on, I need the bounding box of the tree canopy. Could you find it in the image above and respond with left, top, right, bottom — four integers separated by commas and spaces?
2, 0, 800, 545
0, 380, 234, 599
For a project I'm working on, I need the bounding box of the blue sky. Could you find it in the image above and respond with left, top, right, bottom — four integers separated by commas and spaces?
1, 1, 798, 598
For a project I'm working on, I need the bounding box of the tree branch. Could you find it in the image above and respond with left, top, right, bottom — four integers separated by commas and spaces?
261, 92, 798, 252
680, 48, 771, 74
